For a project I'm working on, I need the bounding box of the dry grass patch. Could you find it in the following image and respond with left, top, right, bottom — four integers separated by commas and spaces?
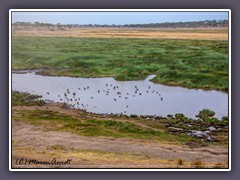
13, 28, 228, 40
12, 146, 177, 168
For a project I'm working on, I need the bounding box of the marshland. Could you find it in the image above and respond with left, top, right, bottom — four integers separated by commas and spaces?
11, 19, 229, 169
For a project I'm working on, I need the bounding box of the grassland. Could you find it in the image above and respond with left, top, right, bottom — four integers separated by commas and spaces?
12, 35, 228, 91
13, 27, 228, 40
12, 28, 229, 168
12, 92, 228, 168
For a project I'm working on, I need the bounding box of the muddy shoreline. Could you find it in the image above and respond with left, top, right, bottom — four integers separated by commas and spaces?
11, 103, 228, 168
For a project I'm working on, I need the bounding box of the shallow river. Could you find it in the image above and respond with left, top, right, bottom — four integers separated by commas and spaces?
12, 73, 228, 119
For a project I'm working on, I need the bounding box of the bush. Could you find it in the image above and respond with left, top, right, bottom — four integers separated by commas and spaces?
196, 109, 215, 119
178, 159, 184, 165
221, 116, 228, 121
12, 91, 45, 106
130, 114, 139, 118
167, 114, 173, 118
175, 113, 185, 120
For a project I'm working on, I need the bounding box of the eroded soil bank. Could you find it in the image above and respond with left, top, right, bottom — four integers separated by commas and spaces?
12, 103, 228, 168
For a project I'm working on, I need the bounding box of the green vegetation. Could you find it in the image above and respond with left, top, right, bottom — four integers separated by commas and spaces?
164, 110, 228, 146
12, 91, 45, 106
168, 111, 228, 131
12, 91, 228, 146
195, 109, 228, 124
12, 36, 228, 91
13, 109, 195, 143
13, 19, 228, 29
196, 109, 215, 119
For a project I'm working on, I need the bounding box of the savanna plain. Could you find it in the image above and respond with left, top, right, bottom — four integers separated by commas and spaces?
12, 27, 229, 169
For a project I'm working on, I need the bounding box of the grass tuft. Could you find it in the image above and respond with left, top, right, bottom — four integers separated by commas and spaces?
13, 36, 228, 91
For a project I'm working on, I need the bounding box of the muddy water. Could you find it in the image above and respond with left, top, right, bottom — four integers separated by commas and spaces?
12, 73, 228, 119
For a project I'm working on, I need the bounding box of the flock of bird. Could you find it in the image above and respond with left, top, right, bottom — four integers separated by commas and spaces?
45, 82, 164, 115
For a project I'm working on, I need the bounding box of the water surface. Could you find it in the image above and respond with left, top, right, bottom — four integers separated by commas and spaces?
12, 73, 228, 119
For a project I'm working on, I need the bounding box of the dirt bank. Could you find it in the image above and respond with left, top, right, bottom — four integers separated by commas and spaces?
12, 104, 228, 168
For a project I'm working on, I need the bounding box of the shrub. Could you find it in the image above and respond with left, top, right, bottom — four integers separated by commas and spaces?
167, 114, 173, 118
12, 91, 45, 106
175, 113, 185, 120
196, 109, 215, 119
178, 159, 184, 165
221, 116, 228, 121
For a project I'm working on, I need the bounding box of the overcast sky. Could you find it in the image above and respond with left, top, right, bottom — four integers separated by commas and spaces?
12, 11, 229, 25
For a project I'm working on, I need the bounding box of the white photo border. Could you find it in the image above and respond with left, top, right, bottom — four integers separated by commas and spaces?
9, 9, 231, 171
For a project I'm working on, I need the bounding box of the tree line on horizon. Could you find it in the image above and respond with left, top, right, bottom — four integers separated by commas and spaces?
12, 19, 228, 31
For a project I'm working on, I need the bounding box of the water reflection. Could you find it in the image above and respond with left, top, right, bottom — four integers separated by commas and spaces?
12, 73, 228, 119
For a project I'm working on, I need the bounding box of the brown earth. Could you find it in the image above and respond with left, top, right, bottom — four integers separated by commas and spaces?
11, 104, 228, 169
12, 27, 228, 40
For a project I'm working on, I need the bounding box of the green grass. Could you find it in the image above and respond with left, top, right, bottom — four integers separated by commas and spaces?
12, 91, 228, 146
196, 109, 215, 119
12, 36, 228, 91
12, 91, 45, 106
167, 112, 228, 131
13, 109, 194, 143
